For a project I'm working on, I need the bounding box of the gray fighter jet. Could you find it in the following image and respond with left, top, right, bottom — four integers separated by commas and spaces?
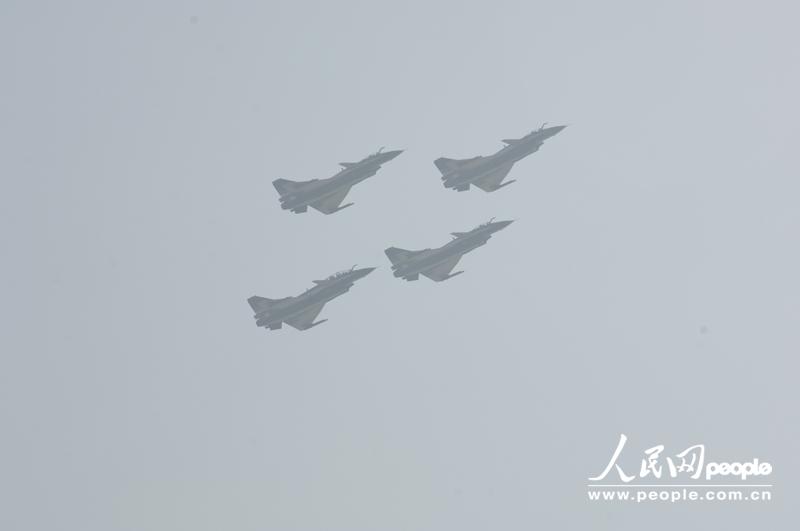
435, 124, 566, 192
273, 148, 403, 214
248, 266, 375, 331
385, 219, 514, 282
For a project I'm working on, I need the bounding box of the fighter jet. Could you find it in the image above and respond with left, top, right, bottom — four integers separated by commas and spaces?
273, 148, 403, 214
435, 124, 566, 192
247, 266, 375, 331
384, 219, 514, 282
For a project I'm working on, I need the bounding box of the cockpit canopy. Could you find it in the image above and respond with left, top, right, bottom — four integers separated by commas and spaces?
325, 265, 358, 280
340, 148, 386, 168
527, 122, 548, 135
475, 217, 496, 230
363, 147, 385, 160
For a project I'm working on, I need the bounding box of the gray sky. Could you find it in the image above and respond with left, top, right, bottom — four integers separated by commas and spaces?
1, 1, 798, 529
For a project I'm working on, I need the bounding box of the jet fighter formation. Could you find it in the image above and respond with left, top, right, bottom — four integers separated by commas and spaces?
252, 124, 565, 331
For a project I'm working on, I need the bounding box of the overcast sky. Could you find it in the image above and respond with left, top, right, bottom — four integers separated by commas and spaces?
1, 1, 798, 529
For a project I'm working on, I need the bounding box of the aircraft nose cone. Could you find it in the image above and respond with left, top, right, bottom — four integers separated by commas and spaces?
355, 267, 376, 278
493, 219, 514, 230
384, 149, 404, 161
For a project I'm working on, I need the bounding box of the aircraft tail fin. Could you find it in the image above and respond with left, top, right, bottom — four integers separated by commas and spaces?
434, 157, 476, 175
384, 247, 419, 266
272, 178, 305, 196
248, 296, 278, 313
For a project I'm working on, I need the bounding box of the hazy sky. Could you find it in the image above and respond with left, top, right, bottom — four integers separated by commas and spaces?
2, 1, 798, 529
